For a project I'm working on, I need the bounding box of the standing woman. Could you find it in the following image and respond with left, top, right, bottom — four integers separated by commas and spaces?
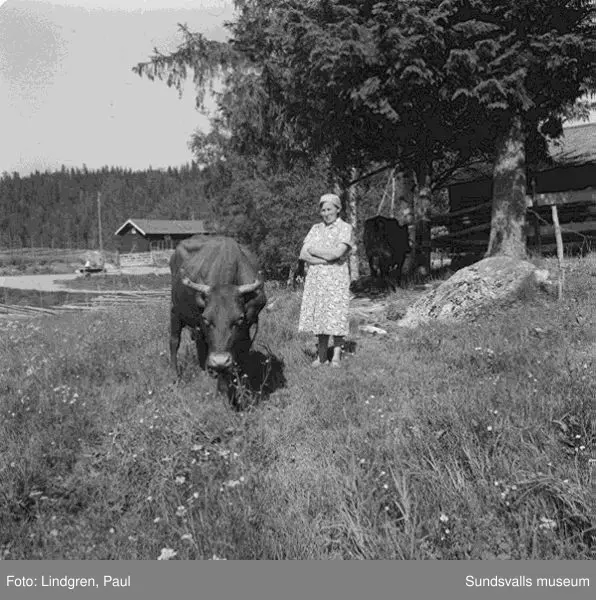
298, 193, 354, 367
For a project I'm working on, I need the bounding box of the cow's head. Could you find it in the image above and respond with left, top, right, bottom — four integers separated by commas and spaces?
181, 272, 264, 374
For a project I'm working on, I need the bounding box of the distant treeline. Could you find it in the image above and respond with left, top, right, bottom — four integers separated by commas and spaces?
0, 164, 214, 251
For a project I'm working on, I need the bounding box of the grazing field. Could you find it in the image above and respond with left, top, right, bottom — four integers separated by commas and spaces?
0, 256, 593, 560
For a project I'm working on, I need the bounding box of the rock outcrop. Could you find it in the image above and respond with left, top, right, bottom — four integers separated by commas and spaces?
397, 256, 553, 328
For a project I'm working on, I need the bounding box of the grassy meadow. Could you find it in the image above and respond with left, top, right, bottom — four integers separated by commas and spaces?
0, 255, 594, 560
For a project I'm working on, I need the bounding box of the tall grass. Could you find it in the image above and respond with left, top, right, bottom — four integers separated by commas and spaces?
0, 258, 593, 559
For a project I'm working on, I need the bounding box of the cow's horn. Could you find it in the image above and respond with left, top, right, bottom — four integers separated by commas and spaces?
182, 276, 211, 295
238, 271, 264, 295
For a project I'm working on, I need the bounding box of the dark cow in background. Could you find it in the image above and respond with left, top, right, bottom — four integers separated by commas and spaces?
169, 236, 267, 386
363, 216, 411, 290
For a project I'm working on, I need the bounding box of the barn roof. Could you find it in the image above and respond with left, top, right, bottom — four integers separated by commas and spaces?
448, 122, 596, 186
114, 218, 211, 237
548, 121, 596, 168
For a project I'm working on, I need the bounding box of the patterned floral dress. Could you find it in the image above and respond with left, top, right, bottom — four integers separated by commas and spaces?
298, 217, 354, 337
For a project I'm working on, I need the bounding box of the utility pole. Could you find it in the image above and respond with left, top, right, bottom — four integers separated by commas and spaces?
97, 191, 104, 258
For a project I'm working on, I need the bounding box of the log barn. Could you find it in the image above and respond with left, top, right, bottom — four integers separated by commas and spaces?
435, 122, 596, 256
114, 218, 214, 254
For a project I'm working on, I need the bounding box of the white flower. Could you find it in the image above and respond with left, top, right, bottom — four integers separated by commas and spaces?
538, 517, 557, 531
439, 513, 449, 523
175, 476, 186, 485
181, 533, 193, 541
157, 548, 177, 560
176, 506, 187, 517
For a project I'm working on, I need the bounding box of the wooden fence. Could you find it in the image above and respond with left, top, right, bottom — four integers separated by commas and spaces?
118, 249, 174, 268
431, 199, 596, 255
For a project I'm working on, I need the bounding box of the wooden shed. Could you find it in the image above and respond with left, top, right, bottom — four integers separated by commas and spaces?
434, 122, 596, 255
114, 218, 214, 254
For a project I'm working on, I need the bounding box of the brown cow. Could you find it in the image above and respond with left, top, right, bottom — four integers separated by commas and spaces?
363, 216, 411, 289
169, 236, 267, 381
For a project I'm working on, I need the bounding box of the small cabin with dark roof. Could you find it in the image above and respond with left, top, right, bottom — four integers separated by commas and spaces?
114, 218, 215, 254
436, 122, 596, 255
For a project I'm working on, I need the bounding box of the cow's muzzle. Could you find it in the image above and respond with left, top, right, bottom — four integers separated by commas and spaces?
207, 352, 234, 374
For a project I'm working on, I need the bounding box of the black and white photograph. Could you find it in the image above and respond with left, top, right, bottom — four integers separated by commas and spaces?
0, 0, 594, 572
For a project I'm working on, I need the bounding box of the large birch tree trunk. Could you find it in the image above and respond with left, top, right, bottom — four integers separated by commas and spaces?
405, 164, 431, 277
334, 169, 359, 281
486, 115, 528, 258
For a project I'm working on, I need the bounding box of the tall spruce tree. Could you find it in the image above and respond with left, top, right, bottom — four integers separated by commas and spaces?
437, 0, 596, 258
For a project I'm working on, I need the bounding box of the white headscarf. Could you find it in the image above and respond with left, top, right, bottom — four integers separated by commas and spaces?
319, 193, 342, 210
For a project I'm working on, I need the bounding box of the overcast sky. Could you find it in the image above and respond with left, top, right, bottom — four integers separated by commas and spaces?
0, 0, 236, 175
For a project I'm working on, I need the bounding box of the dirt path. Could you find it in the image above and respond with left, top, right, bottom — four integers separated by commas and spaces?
0, 267, 170, 293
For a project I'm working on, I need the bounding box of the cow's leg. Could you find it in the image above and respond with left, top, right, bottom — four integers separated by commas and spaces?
194, 327, 208, 370
395, 259, 406, 288
368, 256, 376, 278
170, 309, 183, 376
235, 324, 253, 368
386, 269, 397, 292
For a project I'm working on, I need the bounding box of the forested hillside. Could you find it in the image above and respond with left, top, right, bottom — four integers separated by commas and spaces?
0, 164, 213, 251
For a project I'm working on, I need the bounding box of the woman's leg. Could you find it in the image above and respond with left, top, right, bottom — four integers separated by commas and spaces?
331, 336, 343, 366
315, 334, 329, 364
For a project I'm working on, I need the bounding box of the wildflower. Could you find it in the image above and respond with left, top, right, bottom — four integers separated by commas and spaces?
193, 492, 199, 499
109, 528, 115, 534
146, 496, 153, 502
181, 533, 193, 542
383, 484, 389, 490
153, 517, 161, 523
50, 529, 58, 537
175, 476, 186, 485
211, 554, 227, 560
487, 425, 493, 432
157, 548, 177, 560
439, 513, 449, 523
538, 517, 557, 531
176, 506, 187, 517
